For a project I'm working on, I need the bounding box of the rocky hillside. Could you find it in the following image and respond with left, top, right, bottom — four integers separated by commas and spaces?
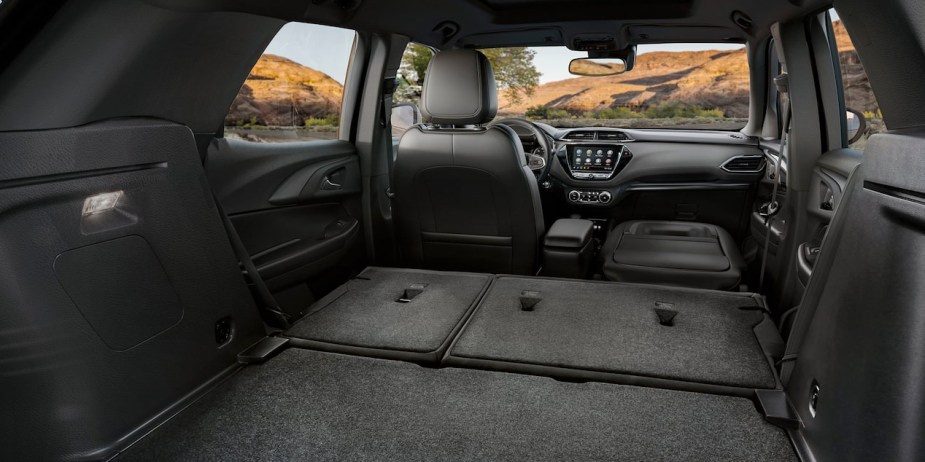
225, 54, 343, 127
501, 20, 877, 117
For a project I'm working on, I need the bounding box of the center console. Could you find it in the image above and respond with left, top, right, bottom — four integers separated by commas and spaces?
543, 218, 594, 279
555, 141, 634, 207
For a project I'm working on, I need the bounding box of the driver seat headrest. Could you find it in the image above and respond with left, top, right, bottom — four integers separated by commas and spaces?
420, 49, 498, 126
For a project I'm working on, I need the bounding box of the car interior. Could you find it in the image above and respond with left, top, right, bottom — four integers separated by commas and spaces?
2, 0, 924, 460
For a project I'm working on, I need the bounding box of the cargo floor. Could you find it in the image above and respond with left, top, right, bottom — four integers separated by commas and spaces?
121, 349, 795, 461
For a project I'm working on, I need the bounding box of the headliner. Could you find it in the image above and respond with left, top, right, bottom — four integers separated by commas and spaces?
148, 0, 832, 48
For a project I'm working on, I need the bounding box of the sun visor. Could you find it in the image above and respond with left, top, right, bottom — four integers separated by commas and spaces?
628, 25, 744, 44
457, 28, 563, 48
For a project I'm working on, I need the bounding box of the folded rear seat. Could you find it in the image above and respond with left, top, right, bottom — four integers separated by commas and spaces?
285, 267, 491, 363
445, 275, 781, 395
602, 220, 746, 290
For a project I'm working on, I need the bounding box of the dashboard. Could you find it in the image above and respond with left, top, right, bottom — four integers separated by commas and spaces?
492, 120, 770, 240
506, 123, 768, 208
499, 121, 768, 208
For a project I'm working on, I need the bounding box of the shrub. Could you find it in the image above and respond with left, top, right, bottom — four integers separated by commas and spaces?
644, 102, 724, 119
304, 114, 340, 127
591, 106, 645, 119
525, 105, 571, 120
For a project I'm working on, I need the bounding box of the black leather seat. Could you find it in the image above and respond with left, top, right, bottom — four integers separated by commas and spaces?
393, 49, 544, 275
601, 220, 746, 290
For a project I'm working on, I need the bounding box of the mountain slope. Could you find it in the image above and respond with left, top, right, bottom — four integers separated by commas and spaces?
225, 54, 344, 126
500, 48, 751, 117
500, 21, 875, 118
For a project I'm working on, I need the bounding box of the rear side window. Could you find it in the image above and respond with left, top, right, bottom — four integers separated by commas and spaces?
224, 23, 356, 143
831, 10, 884, 148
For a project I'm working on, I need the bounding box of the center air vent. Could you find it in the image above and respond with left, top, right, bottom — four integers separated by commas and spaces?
598, 131, 631, 141
721, 155, 765, 173
564, 130, 596, 140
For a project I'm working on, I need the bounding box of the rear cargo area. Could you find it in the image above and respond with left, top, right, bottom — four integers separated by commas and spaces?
120, 267, 795, 460
124, 349, 793, 461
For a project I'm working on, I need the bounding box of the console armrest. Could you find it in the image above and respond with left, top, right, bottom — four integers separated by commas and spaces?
544, 219, 593, 249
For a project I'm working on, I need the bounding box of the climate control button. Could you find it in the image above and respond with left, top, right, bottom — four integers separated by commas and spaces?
567, 190, 614, 205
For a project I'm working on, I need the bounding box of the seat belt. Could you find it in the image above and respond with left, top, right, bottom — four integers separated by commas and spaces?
380, 77, 398, 199
758, 73, 790, 291
213, 194, 291, 329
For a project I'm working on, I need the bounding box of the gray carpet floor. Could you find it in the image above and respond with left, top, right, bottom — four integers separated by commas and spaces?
286, 267, 490, 353
121, 349, 795, 461
450, 277, 777, 388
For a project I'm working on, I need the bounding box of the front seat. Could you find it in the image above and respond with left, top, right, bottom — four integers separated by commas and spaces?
392, 49, 544, 275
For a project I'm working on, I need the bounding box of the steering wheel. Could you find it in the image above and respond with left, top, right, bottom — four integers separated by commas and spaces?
490, 118, 554, 182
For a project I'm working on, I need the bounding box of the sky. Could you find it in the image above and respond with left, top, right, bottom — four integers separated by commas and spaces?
264, 9, 841, 85
263, 23, 357, 84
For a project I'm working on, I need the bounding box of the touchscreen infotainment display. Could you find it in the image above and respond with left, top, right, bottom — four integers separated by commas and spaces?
567, 145, 622, 172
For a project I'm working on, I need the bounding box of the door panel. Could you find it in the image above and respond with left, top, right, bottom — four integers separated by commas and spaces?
207, 138, 360, 214
231, 204, 360, 287
794, 148, 862, 292
206, 137, 365, 314
268, 156, 361, 206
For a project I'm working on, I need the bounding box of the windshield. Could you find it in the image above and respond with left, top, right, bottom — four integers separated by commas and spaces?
398, 44, 749, 131
501, 44, 748, 130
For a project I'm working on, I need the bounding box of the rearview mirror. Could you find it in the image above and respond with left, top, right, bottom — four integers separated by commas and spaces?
568, 58, 627, 77
846, 108, 867, 144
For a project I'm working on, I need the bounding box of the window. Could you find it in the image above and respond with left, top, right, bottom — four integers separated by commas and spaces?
391, 43, 434, 137
224, 23, 356, 143
517, 44, 749, 130
830, 9, 884, 148
395, 43, 749, 131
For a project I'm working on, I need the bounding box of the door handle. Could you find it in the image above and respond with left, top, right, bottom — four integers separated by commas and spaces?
321, 167, 346, 191
321, 176, 342, 190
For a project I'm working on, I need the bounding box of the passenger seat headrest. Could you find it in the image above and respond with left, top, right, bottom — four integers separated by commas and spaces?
420, 49, 498, 125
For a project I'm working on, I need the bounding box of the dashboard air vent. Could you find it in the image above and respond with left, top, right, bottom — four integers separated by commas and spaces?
597, 131, 630, 141
564, 130, 596, 140
729, 133, 747, 140
722, 155, 765, 173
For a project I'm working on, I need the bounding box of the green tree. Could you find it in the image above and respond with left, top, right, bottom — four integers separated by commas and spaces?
398, 45, 540, 106
480, 47, 541, 106
400, 43, 433, 86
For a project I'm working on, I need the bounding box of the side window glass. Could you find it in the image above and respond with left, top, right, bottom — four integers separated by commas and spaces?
224, 23, 356, 143
831, 10, 885, 148
392, 43, 434, 137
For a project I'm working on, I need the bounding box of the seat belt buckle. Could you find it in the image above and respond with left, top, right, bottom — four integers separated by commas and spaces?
759, 201, 780, 221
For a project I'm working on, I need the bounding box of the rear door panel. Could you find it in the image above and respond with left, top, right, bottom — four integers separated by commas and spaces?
206, 138, 364, 310
795, 148, 861, 290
